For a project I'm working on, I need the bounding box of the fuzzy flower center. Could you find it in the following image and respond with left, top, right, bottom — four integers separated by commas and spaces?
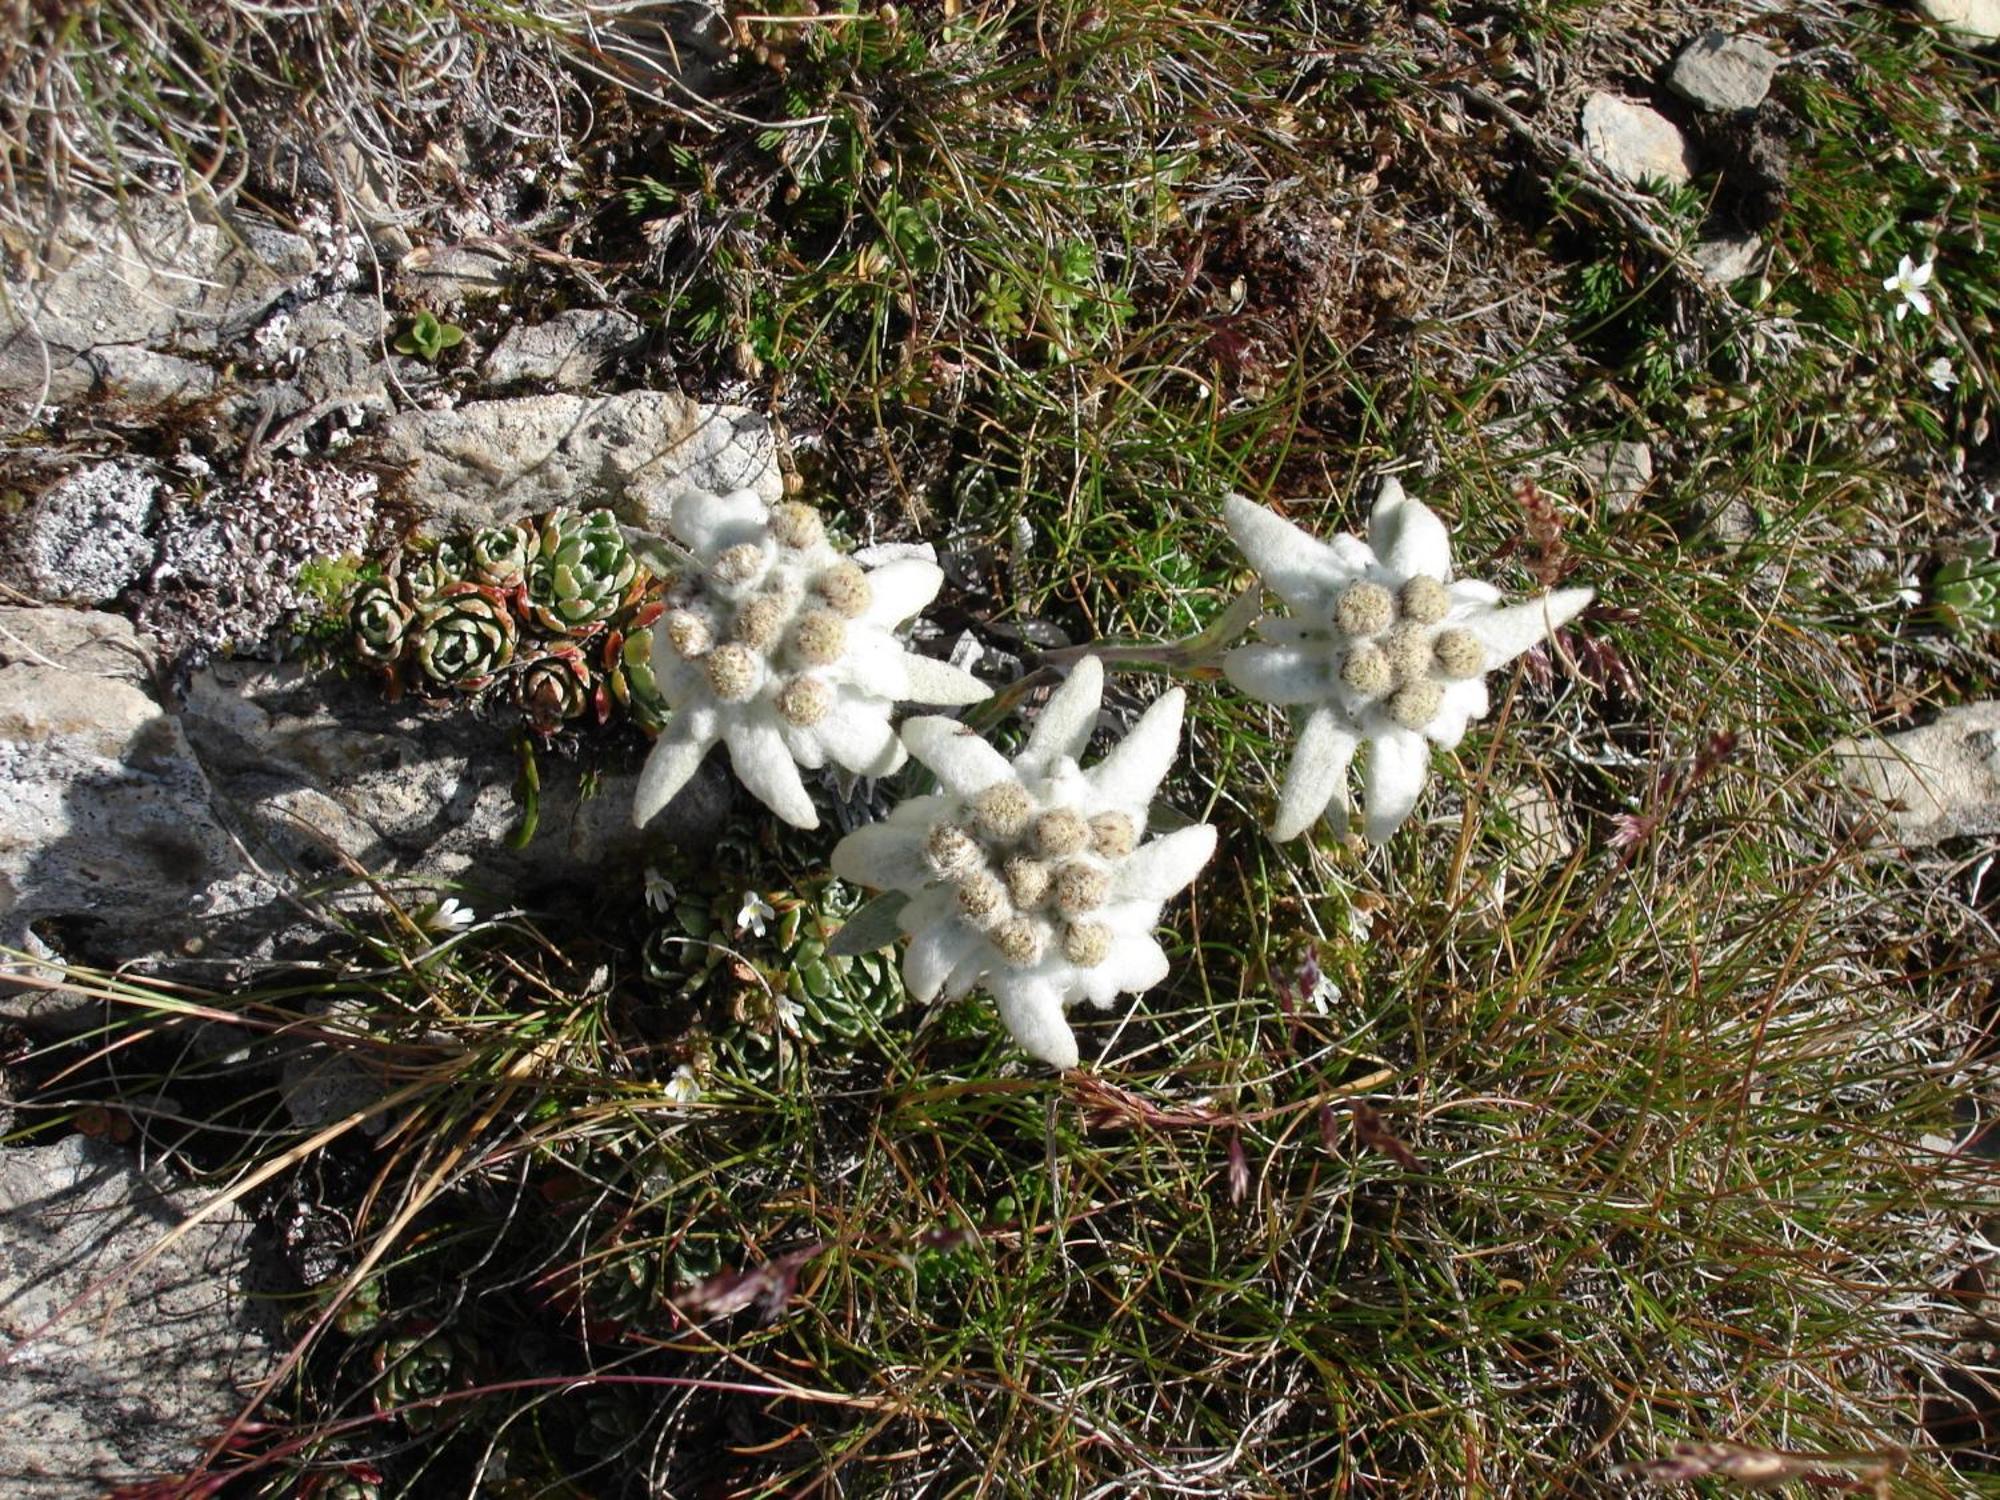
1319, 570, 1478, 733
926, 781, 1121, 970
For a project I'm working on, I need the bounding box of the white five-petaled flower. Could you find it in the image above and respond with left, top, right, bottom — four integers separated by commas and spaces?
421, 896, 475, 934
736, 891, 775, 939
1884, 254, 1935, 322
1929, 356, 1958, 392
632, 489, 990, 831
830, 657, 1217, 1070
1222, 482, 1594, 844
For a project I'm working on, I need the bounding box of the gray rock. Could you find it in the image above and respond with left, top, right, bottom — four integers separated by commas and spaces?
16, 462, 161, 604
0, 197, 313, 405
75, 346, 219, 406
1580, 94, 1695, 189
0, 607, 264, 1027
0, 1135, 276, 1496
481, 309, 642, 390
1496, 783, 1574, 876
374, 391, 782, 534
179, 657, 731, 902
1668, 32, 1780, 112
394, 242, 513, 312
1918, 0, 2000, 43
287, 294, 392, 416
1578, 441, 1654, 514
1835, 702, 2000, 847
1693, 233, 1763, 285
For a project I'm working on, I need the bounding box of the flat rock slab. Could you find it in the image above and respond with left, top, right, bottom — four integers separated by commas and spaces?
482, 309, 642, 390
1581, 94, 1695, 189
180, 658, 732, 904
0, 607, 265, 1027
0, 197, 312, 406
1918, 0, 2000, 43
1669, 32, 1780, 112
16, 462, 161, 605
0, 1135, 275, 1496
1835, 701, 2000, 847
374, 391, 783, 534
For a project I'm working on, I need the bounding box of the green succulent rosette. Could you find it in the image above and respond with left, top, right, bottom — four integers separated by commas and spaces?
348, 578, 410, 666
642, 862, 907, 1085
468, 522, 534, 590
414, 582, 518, 691
517, 646, 595, 733
402, 539, 470, 605
528, 507, 640, 635
372, 1330, 456, 1429
1935, 538, 2000, 638
604, 600, 670, 734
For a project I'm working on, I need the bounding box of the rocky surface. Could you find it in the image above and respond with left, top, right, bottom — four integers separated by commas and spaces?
373, 390, 783, 533
1577, 440, 1654, 515
0, 197, 312, 408
1692, 232, 1763, 286
1580, 94, 1695, 189
1668, 32, 1780, 113
1835, 702, 2000, 847
1918, 0, 2000, 44
482, 308, 641, 389
17, 462, 162, 604
179, 656, 731, 906
0, 607, 266, 1028
0, 1134, 276, 1496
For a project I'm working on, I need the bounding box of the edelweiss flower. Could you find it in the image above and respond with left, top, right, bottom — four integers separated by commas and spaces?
1884, 254, 1935, 322
831, 657, 1216, 1070
1222, 482, 1593, 843
632, 489, 989, 830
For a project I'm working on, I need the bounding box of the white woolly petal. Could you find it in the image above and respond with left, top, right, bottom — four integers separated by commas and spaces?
1110, 825, 1217, 902
1426, 678, 1490, 752
1446, 579, 1502, 613
1259, 617, 1316, 646
860, 558, 946, 628
1464, 587, 1594, 668
632, 718, 718, 829
898, 885, 957, 938
903, 919, 984, 1004
1078, 934, 1172, 1008
1271, 708, 1358, 842
831, 824, 931, 892
942, 944, 989, 1000
1367, 477, 1453, 581
832, 630, 911, 702
899, 653, 991, 707
1085, 687, 1185, 809
671, 487, 770, 560
901, 716, 1016, 795
1224, 492, 1370, 610
1222, 642, 1333, 706
1016, 657, 1104, 778
886, 793, 953, 828
724, 716, 818, 829
986, 975, 1079, 1069
1362, 728, 1432, 844
811, 699, 905, 778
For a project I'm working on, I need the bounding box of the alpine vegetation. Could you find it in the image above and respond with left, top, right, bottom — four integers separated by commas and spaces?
1223, 481, 1593, 843
831, 657, 1216, 1069
631, 488, 990, 830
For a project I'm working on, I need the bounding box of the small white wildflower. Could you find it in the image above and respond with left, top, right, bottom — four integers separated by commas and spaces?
1929, 356, 1958, 392
644, 866, 676, 913
736, 891, 775, 939
632, 492, 991, 832
831, 657, 1217, 1070
776, 995, 804, 1037
1222, 480, 1593, 843
421, 896, 475, 934
1884, 254, 1935, 322
663, 1064, 702, 1106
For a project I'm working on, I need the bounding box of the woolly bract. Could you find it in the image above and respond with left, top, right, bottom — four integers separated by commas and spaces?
1223, 480, 1592, 843
631, 490, 988, 831
831, 657, 1216, 1070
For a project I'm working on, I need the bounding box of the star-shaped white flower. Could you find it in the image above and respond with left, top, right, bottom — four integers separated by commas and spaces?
1222, 481, 1593, 844
830, 657, 1217, 1070
631, 489, 989, 831
735, 891, 775, 939
1884, 254, 1935, 322
1928, 355, 1958, 392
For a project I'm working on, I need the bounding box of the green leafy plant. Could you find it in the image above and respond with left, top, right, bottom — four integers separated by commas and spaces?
393, 308, 465, 362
